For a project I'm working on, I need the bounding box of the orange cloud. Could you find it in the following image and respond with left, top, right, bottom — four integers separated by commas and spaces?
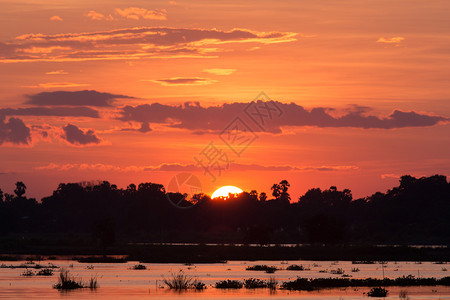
1, 27, 297, 63
85, 10, 113, 21
45, 70, 68, 75
115, 7, 167, 20
50, 15, 63, 21
377, 36, 405, 44
144, 77, 217, 86
203, 68, 236, 75
24, 82, 90, 88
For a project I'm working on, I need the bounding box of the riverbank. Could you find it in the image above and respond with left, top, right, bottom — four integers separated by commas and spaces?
1, 241, 449, 263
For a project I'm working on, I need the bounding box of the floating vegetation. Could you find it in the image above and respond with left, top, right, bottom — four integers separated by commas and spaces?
215, 280, 243, 289
367, 287, 388, 297
246, 265, 278, 273
286, 264, 304, 271
36, 268, 54, 276
352, 261, 375, 264
131, 264, 147, 270
1, 263, 58, 269
281, 276, 450, 291
244, 278, 268, 288
21, 269, 34, 277
351, 268, 360, 272
330, 268, 345, 275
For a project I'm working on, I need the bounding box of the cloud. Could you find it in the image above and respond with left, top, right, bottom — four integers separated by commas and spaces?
144, 163, 359, 172
61, 124, 101, 145
377, 37, 405, 44
85, 10, 113, 21
145, 77, 217, 86
115, 7, 167, 20
203, 68, 236, 75
0, 27, 297, 63
24, 82, 90, 89
117, 101, 449, 133
34, 162, 358, 173
45, 70, 68, 75
0, 107, 99, 118
26, 90, 133, 107
0, 116, 31, 146
50, 15, 63, 22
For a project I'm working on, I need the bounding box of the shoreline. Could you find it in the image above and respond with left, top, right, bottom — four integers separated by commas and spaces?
1, 244, 449, 263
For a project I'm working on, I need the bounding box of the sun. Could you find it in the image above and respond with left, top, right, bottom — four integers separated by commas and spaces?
211, 186, 243, 199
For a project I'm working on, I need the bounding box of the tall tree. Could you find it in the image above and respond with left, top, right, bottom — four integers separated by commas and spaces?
14, 181, 26, 198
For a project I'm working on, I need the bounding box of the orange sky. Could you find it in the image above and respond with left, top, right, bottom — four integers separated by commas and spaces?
0, 0, 449, 200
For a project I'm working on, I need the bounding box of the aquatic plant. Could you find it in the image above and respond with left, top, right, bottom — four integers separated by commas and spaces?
246, 265, 278, 273
162, 270, 204, 290
244, 278, 267, 288
36, 268, 54, 276
399, 289, 409, 299
286, 264, 304, 271
132, 264, 147, 270
21, 269, 34, 277
88, 276, 99, 289
267, 277, 278, 290
367, 287, 388, 297
215, 280, 243, 289
54, 269, 84, 290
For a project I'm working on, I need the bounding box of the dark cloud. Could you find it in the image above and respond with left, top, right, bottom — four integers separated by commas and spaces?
62, 123, 101, 145
0, 107, 99, 118
26, 90, 133, 107
0, 27, 297, 62
148, 77, 216, 86
144, 163, 358, 172
118, 100, 448, 133
0, 116, 31, 145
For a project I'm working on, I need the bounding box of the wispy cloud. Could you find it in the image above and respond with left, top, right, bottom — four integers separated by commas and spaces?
34, 162, 358, 173
26, 90, 133, 107
0, 107, 99, 118
50, 15, 63, 22
115, 7, 167, 20
45, 70, 68, 75
117, 101, 449, 133
0, 27, 297, 63
377, 36, 405, 44
203, 68, 236, 75
145, 77, 217, 86
85, 10, 113, 21
24, 82, 90, 89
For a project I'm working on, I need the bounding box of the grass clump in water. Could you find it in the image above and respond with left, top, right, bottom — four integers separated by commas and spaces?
132, 264, 147, 270
37, 268, 54, 276
244, 278, 268, 288
367, 287, 388, 297
286, 264, 304, 271
54, 269, 84, 290
246, 265, 278, 273
162, 270, 205, 290
215, 280, 243, 289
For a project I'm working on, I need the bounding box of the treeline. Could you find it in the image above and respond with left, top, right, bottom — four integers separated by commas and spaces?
0, 175, 449, 247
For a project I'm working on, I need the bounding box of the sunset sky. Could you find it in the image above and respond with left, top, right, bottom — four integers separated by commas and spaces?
0, 0, 449, 200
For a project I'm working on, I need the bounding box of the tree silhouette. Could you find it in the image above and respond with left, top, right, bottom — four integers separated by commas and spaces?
271, 180, 290, 203
0, 188, 3, 203
14, 181, 26, 198
259, 192, 267, 202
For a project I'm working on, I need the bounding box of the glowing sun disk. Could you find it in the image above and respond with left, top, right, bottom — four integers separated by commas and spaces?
211, 185, 243, 199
